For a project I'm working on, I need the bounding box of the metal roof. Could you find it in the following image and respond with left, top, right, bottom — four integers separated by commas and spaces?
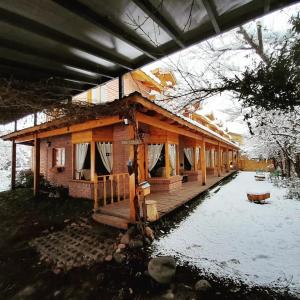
0, 0, 297, 122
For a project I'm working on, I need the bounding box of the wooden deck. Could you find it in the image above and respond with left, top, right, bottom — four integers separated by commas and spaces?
93, 170, 236, 229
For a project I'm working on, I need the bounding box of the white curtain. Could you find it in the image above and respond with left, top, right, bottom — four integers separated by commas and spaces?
97, 142, 113, 173
184, 147, 194, 167
148, 144, 163, 176
75, 143, 89, 171
169, 144, 177, 176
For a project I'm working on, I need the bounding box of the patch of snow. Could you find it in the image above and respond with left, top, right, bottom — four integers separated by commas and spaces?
152, 172, 300, 295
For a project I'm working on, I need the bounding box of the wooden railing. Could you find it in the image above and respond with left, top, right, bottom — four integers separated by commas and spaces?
93, 173, 130, 210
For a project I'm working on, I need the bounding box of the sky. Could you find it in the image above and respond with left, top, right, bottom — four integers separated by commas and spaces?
142, 2, 300, 136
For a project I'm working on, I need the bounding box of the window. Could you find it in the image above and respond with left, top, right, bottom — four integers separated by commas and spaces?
53, 148, 65, 167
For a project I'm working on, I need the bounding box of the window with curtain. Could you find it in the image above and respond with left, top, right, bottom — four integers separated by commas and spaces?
96, 142, 113, 174
148, 144, 164, 177
75, 143, 89, 180
184, 147, 194, 170
169, 144, 177, 176
53, 148, 65, 167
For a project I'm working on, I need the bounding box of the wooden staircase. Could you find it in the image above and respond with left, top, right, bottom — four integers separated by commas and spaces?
92, 213, 129, 230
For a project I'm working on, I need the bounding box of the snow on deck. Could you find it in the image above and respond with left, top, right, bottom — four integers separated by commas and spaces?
152, 172, 300, 295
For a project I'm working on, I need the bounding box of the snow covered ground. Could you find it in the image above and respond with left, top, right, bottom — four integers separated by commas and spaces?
0, 170, 10, 192
152, 172, 300, 295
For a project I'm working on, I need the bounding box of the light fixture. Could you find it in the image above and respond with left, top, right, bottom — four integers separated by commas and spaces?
123, 118, 129, 125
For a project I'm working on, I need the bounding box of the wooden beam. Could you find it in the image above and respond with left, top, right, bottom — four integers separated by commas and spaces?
0, 57, 100, 86
132, 96, 238, 149
53, 0, 157, 60
0, 7, 133, 70
201, 0, 221, 34
131, 0, 184, 48
200, 139, 206, 185
137, 112, 203, 141
5, 116, 121, 141
11, 140, 16, 190
0, 37, 114, 79
33, 135, 40, 197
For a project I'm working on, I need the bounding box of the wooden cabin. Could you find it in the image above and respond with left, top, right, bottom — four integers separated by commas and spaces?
2, 92, 239, 229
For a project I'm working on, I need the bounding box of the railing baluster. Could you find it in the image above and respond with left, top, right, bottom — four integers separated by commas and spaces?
123, 174, 126, 201
103, 175, 107, 206
110, 175, 114, 204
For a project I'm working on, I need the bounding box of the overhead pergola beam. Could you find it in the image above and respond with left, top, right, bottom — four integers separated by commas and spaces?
201, 0, 221, 34
131, 0, 185, 48
0, 38, 115, 79
53, 0, 158, 60
0, 57, 100, 85
0, 7, 133, 71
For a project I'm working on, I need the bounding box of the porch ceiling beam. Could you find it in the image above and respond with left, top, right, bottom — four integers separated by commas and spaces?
0, 38, 115, 79
2, 116, 122, 141
132, 95, 239, 149
53, 0, 158, 60
0, 7, 133, 71
0, 57, 100, 85
200, 0, 221, 34
131, 0, 185, 48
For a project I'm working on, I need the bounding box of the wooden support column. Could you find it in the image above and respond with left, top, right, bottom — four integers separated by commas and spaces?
193, 146, 197, 172
90, 140, 96, 182
33, 112, 37, 126
217, 143, 221, 177
226, 148, 230, 172
236, 150, 239, 170
200, 139, 206, 185
165, 143, 170, 178
118, 75, 124, 99
176, 144, 180, 175
11, 140, 16, 190
33, 134, 40, 197
128, 125, 137, 223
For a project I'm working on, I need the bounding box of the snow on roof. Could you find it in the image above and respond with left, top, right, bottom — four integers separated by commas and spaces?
141, 69, 162, 85
153, 100, 238, 148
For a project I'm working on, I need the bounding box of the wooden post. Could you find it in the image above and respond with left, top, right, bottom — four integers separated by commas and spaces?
128, 125, 137, 223
118, 75, 124, 99
90, 141, 96, 182
165, 143, 170, 178
200, 139, 206, 185
193, 146, 197, 172
33, 134, 40, 197
176, 144, 180, 176
236, 150, 239, 170
33, 112, 37, 126
11, 140, 16, 190
226, 148, 230, 172
217, 143, 221, 177
93, 175, 99, 211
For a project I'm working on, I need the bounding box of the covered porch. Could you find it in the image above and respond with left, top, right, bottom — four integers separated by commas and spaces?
93, 170, 237, 229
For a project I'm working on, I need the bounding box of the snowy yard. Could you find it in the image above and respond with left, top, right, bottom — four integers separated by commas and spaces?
152, 172, 300, 296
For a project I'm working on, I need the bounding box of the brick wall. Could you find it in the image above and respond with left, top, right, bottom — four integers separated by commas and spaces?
40, 134, 72, 188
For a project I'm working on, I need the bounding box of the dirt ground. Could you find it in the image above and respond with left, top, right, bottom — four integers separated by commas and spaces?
0, 187, 298, 300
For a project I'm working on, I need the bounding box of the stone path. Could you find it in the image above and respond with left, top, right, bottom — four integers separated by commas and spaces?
30, 219, 116, 272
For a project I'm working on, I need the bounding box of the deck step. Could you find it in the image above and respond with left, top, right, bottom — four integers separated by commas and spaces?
92, 213, 129, 230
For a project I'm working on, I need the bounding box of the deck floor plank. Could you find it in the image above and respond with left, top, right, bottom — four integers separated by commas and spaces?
94, 171, 236, 228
